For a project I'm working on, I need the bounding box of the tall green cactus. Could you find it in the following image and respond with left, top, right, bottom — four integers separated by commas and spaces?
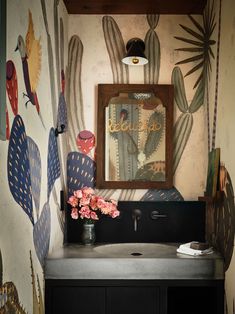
109, 103, 139, 181
172, 66, 204, 173
173, 113, 193, 173
144, 14, 160, 84
144, 111, 165, 159
102, 16, 129, 84
66, 35, 85, 151
171, 67, 188, 113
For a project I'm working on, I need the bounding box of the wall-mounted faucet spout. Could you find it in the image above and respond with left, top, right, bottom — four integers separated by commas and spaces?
132, 209, 142, 232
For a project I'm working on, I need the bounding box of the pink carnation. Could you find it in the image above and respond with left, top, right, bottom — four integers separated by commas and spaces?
79, 196, 91, 207
79, 206, 91, 219
96, 197, 106, 209
110, 199, 117, 206
82, 186, 94, 196
71, 207, 79, 219
90, 211, 99, 220
110, 209, 120, 218
68, 195, 78, 207
100, 201, 112, 215
74, 189, 82, 198
90, 195, 98, 210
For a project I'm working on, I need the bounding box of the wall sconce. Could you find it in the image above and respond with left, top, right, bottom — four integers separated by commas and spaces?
55, 124, 65, 137
122, 38, 148, 66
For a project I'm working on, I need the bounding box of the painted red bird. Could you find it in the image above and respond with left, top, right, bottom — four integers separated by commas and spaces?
15, 10, 45, 127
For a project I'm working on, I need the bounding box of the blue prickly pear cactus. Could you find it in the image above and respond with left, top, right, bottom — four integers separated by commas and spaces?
47, 128, 61, 199
67, 152, 96, 196
7, 115, 34, 224
141, 188, 184, 201
27, 136, 41, 216
33, 202, 51, 267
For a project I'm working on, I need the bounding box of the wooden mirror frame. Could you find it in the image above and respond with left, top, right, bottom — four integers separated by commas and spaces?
96, 84, 174, 189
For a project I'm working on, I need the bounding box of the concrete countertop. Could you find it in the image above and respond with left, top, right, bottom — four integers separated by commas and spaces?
44, 243, 224, 280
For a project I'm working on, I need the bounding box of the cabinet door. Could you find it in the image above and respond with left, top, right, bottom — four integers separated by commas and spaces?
107, 286, 159, 314
50, 286, 105, 314
167, 286, 220, 314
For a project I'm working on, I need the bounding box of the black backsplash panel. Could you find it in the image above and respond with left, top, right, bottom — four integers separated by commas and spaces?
65, 201, 206, 244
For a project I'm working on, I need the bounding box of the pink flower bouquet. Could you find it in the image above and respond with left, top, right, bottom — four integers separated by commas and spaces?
67, 186, 120, 224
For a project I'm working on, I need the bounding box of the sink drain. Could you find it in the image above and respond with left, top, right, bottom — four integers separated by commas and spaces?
131, 252, 142, 256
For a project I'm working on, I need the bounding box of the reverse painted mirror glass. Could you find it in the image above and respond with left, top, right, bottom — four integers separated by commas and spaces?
97, 84, 173, 189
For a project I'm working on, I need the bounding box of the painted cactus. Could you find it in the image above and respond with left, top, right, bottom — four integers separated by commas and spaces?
67, 152, 96, 196
66, 35, 85, 151
7, 115, 33, 224
144, 110, 165, 159
171, 66, 204, 173
108, 103, 139, 181
56, 92, 68, 131
141, 188, 184, 201
135, 161, 165, 181
214, 172, 235, 271
47, 128, 61, 200
144, 14, 160, 84
33, 202, 51, 267
27, 136, 41, 218
76, 130, 95, 155
102, 16, 129, 84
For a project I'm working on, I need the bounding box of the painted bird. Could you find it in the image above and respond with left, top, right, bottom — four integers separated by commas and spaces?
15, 10, 45, 127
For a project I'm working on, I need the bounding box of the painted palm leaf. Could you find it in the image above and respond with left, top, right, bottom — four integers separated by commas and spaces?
174, 0, 216, 88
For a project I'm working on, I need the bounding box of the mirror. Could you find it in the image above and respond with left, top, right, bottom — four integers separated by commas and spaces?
96, 84, 173, 189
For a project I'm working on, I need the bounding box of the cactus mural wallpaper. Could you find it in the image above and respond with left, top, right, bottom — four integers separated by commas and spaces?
0, 250, 43, 313
1, 0, 235, 312
1, 1, 68, 311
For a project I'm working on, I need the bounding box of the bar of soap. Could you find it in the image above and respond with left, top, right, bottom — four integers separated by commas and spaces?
190, 242, 210, 250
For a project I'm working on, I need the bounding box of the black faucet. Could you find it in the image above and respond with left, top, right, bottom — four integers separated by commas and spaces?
132, 209, 142, 232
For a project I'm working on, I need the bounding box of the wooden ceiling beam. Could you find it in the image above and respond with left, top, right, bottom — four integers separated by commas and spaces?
63, 0, 207, 15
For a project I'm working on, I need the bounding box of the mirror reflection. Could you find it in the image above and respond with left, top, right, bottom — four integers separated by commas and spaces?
96, 84, 173, 189
106, 92, 166, 182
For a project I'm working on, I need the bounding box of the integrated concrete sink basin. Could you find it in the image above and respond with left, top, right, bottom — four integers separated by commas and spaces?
45, 244, 224, 280
93, 242, 172, 257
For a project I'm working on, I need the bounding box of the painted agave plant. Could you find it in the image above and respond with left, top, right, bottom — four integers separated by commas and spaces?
174, 0, 216, 88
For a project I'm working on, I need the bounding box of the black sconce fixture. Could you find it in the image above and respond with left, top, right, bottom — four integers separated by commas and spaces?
55, 124, 65, 137
122, 38, 148, 66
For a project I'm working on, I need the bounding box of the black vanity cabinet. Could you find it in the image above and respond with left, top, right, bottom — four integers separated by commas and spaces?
46, 281, 159, 314
48, 201, 224, 314
45, 279, 224, 314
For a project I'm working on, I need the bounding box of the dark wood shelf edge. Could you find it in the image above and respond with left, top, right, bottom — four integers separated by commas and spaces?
198, 191, 224, 204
